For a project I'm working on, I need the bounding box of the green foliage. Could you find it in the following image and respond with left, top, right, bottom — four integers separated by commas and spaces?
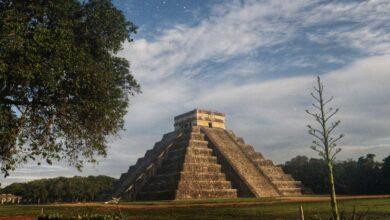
282, 154, 389, 195
0, 0, 139, 176
380, 155, 390, 194
0, 175, 116, 203
283, 156, 328, 193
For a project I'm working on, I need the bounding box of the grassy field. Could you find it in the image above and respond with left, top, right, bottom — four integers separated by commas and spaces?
0, 196, 389, 219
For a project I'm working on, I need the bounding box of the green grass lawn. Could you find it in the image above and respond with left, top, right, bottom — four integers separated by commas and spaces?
0, 197, 389, 219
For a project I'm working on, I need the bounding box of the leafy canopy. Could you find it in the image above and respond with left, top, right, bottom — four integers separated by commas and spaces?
0, 0, 139, 176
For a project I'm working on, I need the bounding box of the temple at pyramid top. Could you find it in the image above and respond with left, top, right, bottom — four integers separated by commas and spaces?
114, 109, 303, 201
174, 109, 226, 131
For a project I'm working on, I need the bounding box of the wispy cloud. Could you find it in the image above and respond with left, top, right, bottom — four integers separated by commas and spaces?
122, 0, 390, 82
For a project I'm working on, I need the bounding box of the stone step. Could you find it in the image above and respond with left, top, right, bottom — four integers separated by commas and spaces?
245, 153, 257, 161
279, 187, 302, 196
185, 155, 217, 163
177, 132, 205, 141
160, 162, 222, 174
273, 166, 284, 172
135, 157, 144, 166
265, 173, 293, 181
144, 149, 154, 158
174, 140, 209, 148
178, 180, 232, 190
127, 166, 136, 173
181, 126, 201, 133
246, 176, 274, 185
281, 191, 302, 196
254, 159, 273, 166
255, 152, 265, 159
182, 163, 222, 173
152, 172, 227, 182
176, 189, 237, 199
144, 179, 232, 192
241, 145, 255, 153
262, 169, 293, 180
260, 166, 286, 175
180, 172, 227, 181
164, 154, 218, 164
118, 172, 130, 182
168, 147, 213, 158
272, 180, 301, 188
170, 141, 209, 151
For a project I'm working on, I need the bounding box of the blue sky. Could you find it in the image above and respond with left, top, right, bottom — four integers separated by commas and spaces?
2, 0, 390, 186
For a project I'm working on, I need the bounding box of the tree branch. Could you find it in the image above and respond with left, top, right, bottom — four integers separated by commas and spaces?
324, 96, 334, 106
312, 140, 324, 149
1, 98, 47, 106
310, 92, 320, 103
308, 130, 325, 144
306, 110, 324, 126
329, 134, 344, 146
330, 148, 342, 161
327, 120, 341, 135
307, 125, 324, 135
325, 108, 339, 122
312, 103, 321, 110
311, 146, 325, 158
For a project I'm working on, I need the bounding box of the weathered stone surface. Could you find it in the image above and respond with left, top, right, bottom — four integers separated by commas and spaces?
114, 109, 302, 200
202, 127, 280, 197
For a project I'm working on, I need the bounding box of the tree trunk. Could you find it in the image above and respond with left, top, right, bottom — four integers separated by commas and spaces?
327, 160, 339, 220
316, 76, 340, 220
299, 205, 305, 220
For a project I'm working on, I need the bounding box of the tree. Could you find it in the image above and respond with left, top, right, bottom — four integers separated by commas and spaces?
282, 156, 328, 194
283, 154, 390, 195
0, 175, 116, 203
306, 76, 344, 220
354, 154, 381, 194
380, 155, 390, 194
0, 0, 139, 176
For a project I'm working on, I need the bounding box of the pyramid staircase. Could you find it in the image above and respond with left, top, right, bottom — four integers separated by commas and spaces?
226, 130, 302, 195
202, 127, 280, 197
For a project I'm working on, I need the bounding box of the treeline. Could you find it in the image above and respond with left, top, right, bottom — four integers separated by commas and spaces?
282, 154, 390, 195
0, 175, 116, 203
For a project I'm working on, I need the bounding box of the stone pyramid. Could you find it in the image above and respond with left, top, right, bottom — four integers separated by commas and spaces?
114, 109, 302, 200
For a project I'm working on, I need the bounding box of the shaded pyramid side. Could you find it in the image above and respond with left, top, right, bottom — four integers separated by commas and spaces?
113, 131, 179, 200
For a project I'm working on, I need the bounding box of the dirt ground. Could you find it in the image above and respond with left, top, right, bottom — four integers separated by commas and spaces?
1, 195, 389, 219
49, 194, 390, 210
0, 217, 35, 220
